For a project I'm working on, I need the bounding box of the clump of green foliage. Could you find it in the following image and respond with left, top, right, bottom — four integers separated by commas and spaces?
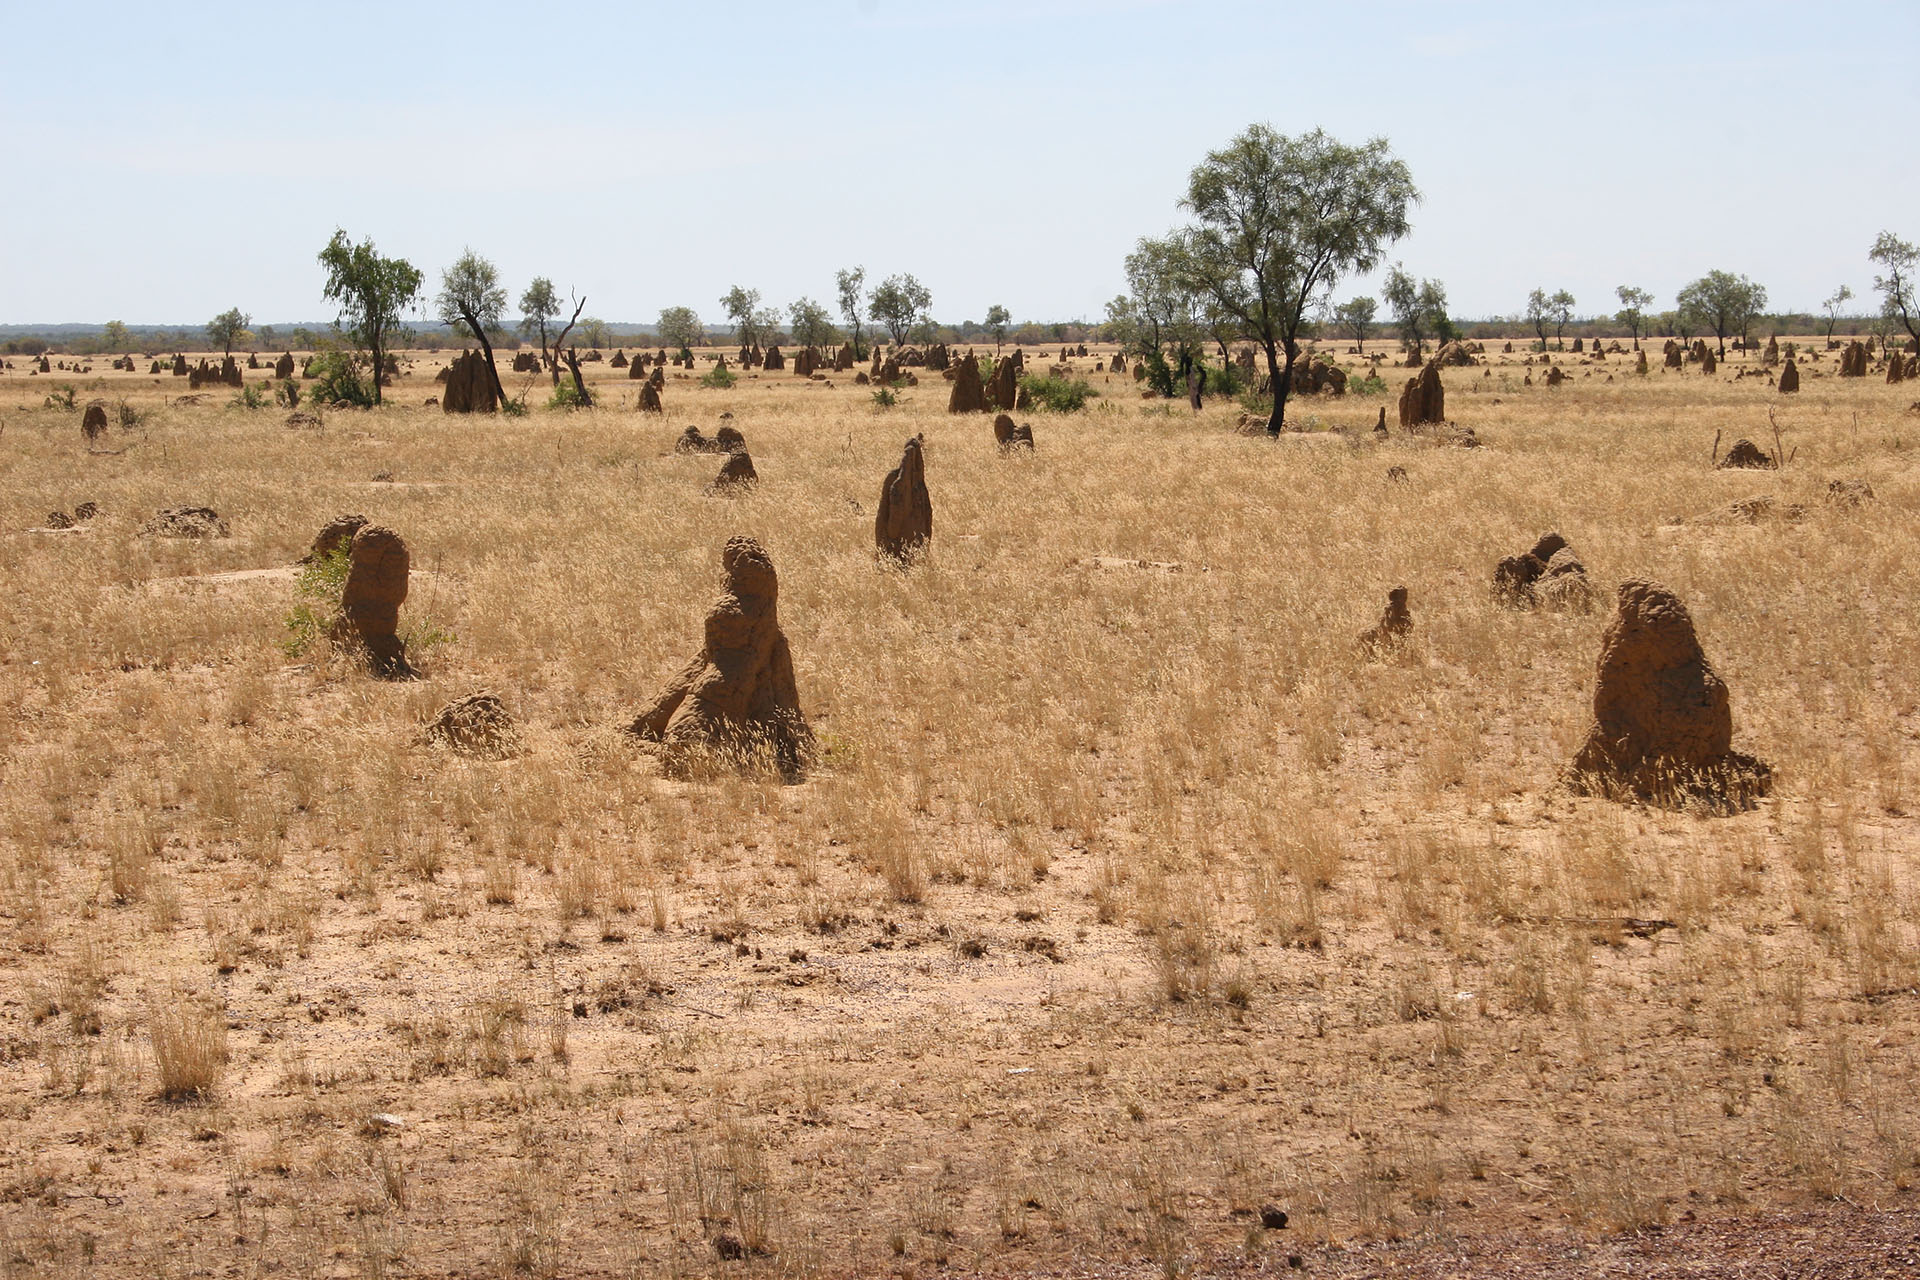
1201, 359, 1246, 397
282, 541, 456, 664
44, 384, 77, 410
1020, 374, 1095, 412
306, 350, 373, 407
700, 364, 737, 390
281, 543, 352, 658
547, 381, 586, 410
871, 386, 897, 409
1347, 370, 1388, 396
230, 382, 270, 410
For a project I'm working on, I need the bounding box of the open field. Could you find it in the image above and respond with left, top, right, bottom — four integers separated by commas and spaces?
3, 338, 1920, 1277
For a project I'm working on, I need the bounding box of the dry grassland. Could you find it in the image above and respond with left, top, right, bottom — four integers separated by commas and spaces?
1, 339, 1918, 1277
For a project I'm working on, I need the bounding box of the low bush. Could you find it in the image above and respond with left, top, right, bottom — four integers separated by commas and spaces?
1020, 374, 1095, 412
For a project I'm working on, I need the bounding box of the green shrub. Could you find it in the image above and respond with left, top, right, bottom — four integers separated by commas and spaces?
1141, 350, 1177, 398
229, 382, 270, 410
1347, 371, 1388, 396
44, 384, 77, 410
1203, 359, 1245, 397
872, 386, 897, 409
282, 541, 455, 663
699, 364, 737, 390
281, 542, 352, 658
547, 380, 585, 410
1020, 374, 1095, 412
306, 351, 373, 408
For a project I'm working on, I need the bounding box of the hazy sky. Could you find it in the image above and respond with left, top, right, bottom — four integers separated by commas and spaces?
5, 0, 1916, 328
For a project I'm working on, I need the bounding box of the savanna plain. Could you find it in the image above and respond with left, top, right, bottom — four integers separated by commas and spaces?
3, 341, 1919, 1278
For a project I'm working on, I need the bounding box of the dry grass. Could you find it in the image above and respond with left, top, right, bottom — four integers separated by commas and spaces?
2, 338, 1919, 1273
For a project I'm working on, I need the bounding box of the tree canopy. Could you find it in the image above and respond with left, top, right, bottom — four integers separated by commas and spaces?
436, 249, 509, 407
984, 304, 1011, 352
657, 306, 703, 353
835, 267, 867, 360
1331, 296, 1376, 346
1156, 125, 1415, 432
788, 297, 837, 350
317, 230, 422, 406
1870, 231, 1918, 346
1614, 285, 1653, 348
1677, 270, 1767, 356
207, 306, 251, 356
1383, 265, 1447, 357
868, 274, 931, 347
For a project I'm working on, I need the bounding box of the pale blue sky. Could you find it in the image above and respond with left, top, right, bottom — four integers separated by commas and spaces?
4, 0, 1915, 327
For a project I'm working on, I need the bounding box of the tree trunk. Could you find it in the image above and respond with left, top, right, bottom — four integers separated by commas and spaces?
563, 348, 592, 408
1263, 341, 1288, 436
370, 333, 384, 406
463, 305, 508, 409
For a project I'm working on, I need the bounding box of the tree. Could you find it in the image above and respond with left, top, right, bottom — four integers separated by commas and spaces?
1331, 296, 1376, 347
1383, 265, 1445, 360
101, 320, 132, 353
207, 306, 251, 356
983, 304, 1011, 353
721, 286, 772, 354
1101, 295, 1142, 350
257, 324, 277, 350
1615, 286, 1653, 349
1676, 270, 1765, 358
1160, 127, 1416, 432
1821, 285, 1854, 342
835, 267, 868, 360
1869, 231, 1919, 347
1124, 236, 1198, 360
788, 297, 837, 350
868, 273, 931, 347
580, 318, 609, 351
317, 230, 422, 407
435, 249, 509, 409
1526, 288, 1550, 350
519, 277, 563, 384
1549, 289, 1575, 349
657, 307, 702, 354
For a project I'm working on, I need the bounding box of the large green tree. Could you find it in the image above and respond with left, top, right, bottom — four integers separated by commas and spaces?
317, 230, 422, 406
867, 274, 931, 347
207, 306, 251, 356
436, 249, 509, 408
835, 267, 867, 359
1123, 236, 1197, 361
1676, 270, 1766, 358
1526, 288, 1551, 350
519, 277, 562, 384
1615, 285, 1653, 349
1157, 126, 1415, 433
1549, 289, 1575, 349
1382, 265, 1447, 363
1870, 231, 1919, 347
657, 306, 703, 354
1331, 296, 1376, 347
721, 286, 771, 354
787, 297, 837, 350
983, 304, 1011, 353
